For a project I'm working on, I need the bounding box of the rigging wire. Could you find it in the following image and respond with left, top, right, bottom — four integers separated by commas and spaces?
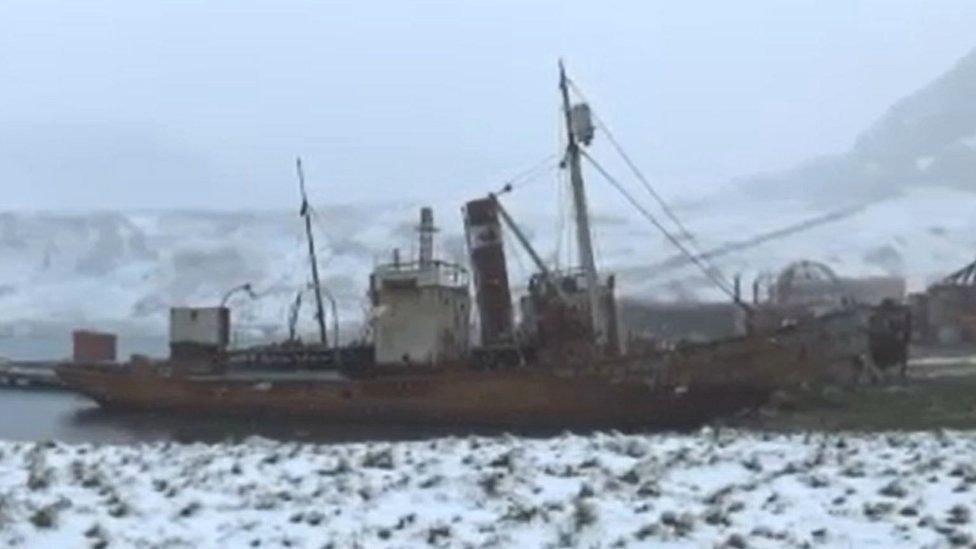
553, 102, 571, 271
566, 77, 703, 248
555, 133, 579, 269
565, 75, 746, 296
400, 153, 559, 222
501, 221, 529, 280
647, 202, 870, 275
553, 164, 567, 270
505, 162, 561, 195
500, 153, 560, 192
559, 167, 577, 270
580, 149, 742, 304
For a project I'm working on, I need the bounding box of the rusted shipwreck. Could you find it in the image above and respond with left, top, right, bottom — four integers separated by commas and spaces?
58, 64, 878, 428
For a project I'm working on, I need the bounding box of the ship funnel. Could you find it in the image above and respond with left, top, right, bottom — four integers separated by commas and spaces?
418, 207, 436, 265
464, 197, 514, 346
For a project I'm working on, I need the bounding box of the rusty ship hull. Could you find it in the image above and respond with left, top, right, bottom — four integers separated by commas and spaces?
58, 365, 769, 429
56, 312, 864, 428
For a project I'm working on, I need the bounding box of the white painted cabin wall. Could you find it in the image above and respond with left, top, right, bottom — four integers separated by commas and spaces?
170, 307, 229, 347
374, 286, 470, 365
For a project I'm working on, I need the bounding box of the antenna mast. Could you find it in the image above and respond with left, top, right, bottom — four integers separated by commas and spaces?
558, 60, 604, 345
296, 157, 329, 347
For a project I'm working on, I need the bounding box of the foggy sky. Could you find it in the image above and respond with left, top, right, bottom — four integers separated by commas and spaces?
2, 1, 976, 211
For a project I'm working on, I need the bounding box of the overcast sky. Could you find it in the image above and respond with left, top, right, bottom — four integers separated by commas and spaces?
2, 1, 976, 211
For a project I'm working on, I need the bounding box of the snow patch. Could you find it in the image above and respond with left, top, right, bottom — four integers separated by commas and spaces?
0, 431, 974, 547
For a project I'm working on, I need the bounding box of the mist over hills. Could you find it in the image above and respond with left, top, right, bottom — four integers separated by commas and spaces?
4, 47, 976, 358
742, 47, 976, 203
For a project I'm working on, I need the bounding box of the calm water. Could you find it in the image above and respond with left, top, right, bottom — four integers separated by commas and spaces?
0, 389, 111, 443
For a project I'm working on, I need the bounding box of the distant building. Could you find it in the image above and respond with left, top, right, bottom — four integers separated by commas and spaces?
911, 284, 976, 345
768, 260, 905, 311
619, 271, 906, 346
908, 257, 976, 346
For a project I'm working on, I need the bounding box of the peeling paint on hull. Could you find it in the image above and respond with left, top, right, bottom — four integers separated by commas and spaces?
57, 365, 768, 429
56, 310, 871, 429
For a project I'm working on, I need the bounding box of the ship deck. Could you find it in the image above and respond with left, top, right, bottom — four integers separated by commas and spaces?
190, 370, 348, 383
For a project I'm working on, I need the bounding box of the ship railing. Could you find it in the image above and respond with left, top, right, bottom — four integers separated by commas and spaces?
373, 260, 469, 288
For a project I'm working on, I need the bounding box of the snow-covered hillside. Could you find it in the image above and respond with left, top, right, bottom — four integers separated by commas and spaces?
0, 203, 454, 354
2, 185, 976, 357
2, 430, 974, 547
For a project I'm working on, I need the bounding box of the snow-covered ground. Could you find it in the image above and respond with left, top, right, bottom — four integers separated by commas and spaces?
2, 430, 975, 547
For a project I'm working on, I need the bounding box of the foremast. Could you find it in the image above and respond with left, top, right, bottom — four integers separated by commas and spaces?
296, 157, 329, 347
558, 60, 604, 347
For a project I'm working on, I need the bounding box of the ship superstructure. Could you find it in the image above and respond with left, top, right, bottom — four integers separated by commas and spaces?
369, 208, 470, 367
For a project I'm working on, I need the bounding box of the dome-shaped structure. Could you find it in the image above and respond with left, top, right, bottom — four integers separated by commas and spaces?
774, 260, 846, 311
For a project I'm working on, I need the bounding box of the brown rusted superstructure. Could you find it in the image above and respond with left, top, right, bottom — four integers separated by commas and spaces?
72, 330, 117, 363
464, 197, 515, 348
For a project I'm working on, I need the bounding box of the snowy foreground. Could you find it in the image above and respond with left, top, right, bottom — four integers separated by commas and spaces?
2, 431, 976, 548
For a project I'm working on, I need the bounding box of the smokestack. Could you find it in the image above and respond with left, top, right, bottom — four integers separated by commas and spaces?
418, 207, 435, 265
464, 198, 514, 347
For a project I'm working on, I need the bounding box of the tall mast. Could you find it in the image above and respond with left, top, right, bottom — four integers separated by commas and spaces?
558, 60, 604, 345
296, 157, 329, 346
